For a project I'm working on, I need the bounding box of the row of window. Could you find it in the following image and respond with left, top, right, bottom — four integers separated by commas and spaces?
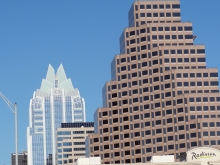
119, 49, 205, 64
102, 108, 220, 120
58, 142, 85, 147
191, 115, 220, 119
112, 72, 217, 91
128, 36, 193, 47
136, 4, 180, 10
102, 119, 192, 134
129, 38, 193, 52
111, 96, 183, 107
102, 100, 220, 116
189, 97, 220, 102
102, 107, 180, 117
177, 72, 218, 78
190, 106, 220, 111
112, 79, 217, 92
165, 57, 205, 63
98, 142, 198, 158
203, 131, 220, 136
203, 122, 220, 127
138, 12, 180, 18
120, 49, 202, 63
61, 148, 85, 152
177, 81, 218, 87
127, 26, 192, 37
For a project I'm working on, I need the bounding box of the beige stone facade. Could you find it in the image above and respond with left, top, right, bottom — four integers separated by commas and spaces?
85, 0, 220, 164
56, 122, 94, 165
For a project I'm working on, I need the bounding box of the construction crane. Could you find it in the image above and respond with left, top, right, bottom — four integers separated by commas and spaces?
0, 92, 18, 165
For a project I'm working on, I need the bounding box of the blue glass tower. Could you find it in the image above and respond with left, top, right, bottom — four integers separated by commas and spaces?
27, 64, 86, 165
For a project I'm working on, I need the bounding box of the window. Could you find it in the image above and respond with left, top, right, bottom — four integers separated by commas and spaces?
153, 4, 157, 9
191, 142, 197, 147
152, 60, 158, 65
179, 143, 185, 148
210, 73, 218, 77
145, 122, 150, 127
179, 134, 185, 139
147, 13, 152, 17
166, 13, 171, 17
153, 13, 158, 17
121, 74, 126, 79
165, 92, 171, 97
178, 117, 184, 121
198, 58, 206, 62
179, 125, 184, 130
103, 128, 108, 133
171, 50, 175, 54
165, 35, 170, 39
145, 130, 151, 135
171, 27, 176, 31
211, 81, 219, 86
173, 12, 180, 17
197, 49, 205, 54
172, 4, 180, 8
168, 136, 173, 141
164, 58, 169, 63
142, 54, 147, 58
190, 106, 195, 111
112, 93, 117, 98
168, 145, 174, 150
166, 109, 172, 114
146, 5, 151, 9
156, 120, 161, 125
132, 81, 138, 86
210, 131, 215, 136
177, 82, 182, 87
160, 13, 164, 17
171, 58, 176, 62
185, 35, 193, 39
152, 35, 157, 40
167, 127, 173, 132
121, 83, 127, 88
164, 50, 169, 54
184, 26, 192, 31
155, 102, 160, 108
144, 113, 150, 118
167, 118, 172, 123
190, 124, 196, 129
122, 91, 127, 96
144, 96, 149, 101
156, 129, 162, 134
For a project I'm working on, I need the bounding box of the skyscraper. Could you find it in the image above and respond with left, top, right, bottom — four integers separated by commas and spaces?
27, 64, 86, 165
86, 0, 220, 163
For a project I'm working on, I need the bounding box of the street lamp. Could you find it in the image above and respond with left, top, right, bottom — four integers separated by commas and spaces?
0, 92, 18, 165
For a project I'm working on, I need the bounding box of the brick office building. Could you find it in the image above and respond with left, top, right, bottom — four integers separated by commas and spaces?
85, 0, 220, 164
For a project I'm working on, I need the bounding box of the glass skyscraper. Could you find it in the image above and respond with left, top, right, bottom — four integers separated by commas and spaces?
27, 64, 86, 165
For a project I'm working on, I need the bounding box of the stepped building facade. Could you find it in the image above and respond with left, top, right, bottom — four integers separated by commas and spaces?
27, 64, 86, 165
86, 0, 220, 164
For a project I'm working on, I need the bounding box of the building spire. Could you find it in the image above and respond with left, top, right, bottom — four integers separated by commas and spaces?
40, 64, 74, 91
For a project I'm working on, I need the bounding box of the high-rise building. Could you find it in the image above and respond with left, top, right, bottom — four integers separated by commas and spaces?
27, 64, 86, 165
56, 122, 94, 165
85, 0, 220, 163
11, 151, 28, 165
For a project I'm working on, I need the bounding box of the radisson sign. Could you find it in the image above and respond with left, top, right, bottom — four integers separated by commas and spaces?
191, 151, 216, 160
187, 147, 220, 165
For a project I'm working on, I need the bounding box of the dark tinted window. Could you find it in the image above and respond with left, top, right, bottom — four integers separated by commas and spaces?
172, 4, 180, 8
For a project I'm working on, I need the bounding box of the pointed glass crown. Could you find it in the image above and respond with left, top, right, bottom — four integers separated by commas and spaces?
40, 64, 74, 91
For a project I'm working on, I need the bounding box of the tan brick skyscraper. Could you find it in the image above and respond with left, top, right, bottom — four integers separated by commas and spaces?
85, 0, 220, 163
